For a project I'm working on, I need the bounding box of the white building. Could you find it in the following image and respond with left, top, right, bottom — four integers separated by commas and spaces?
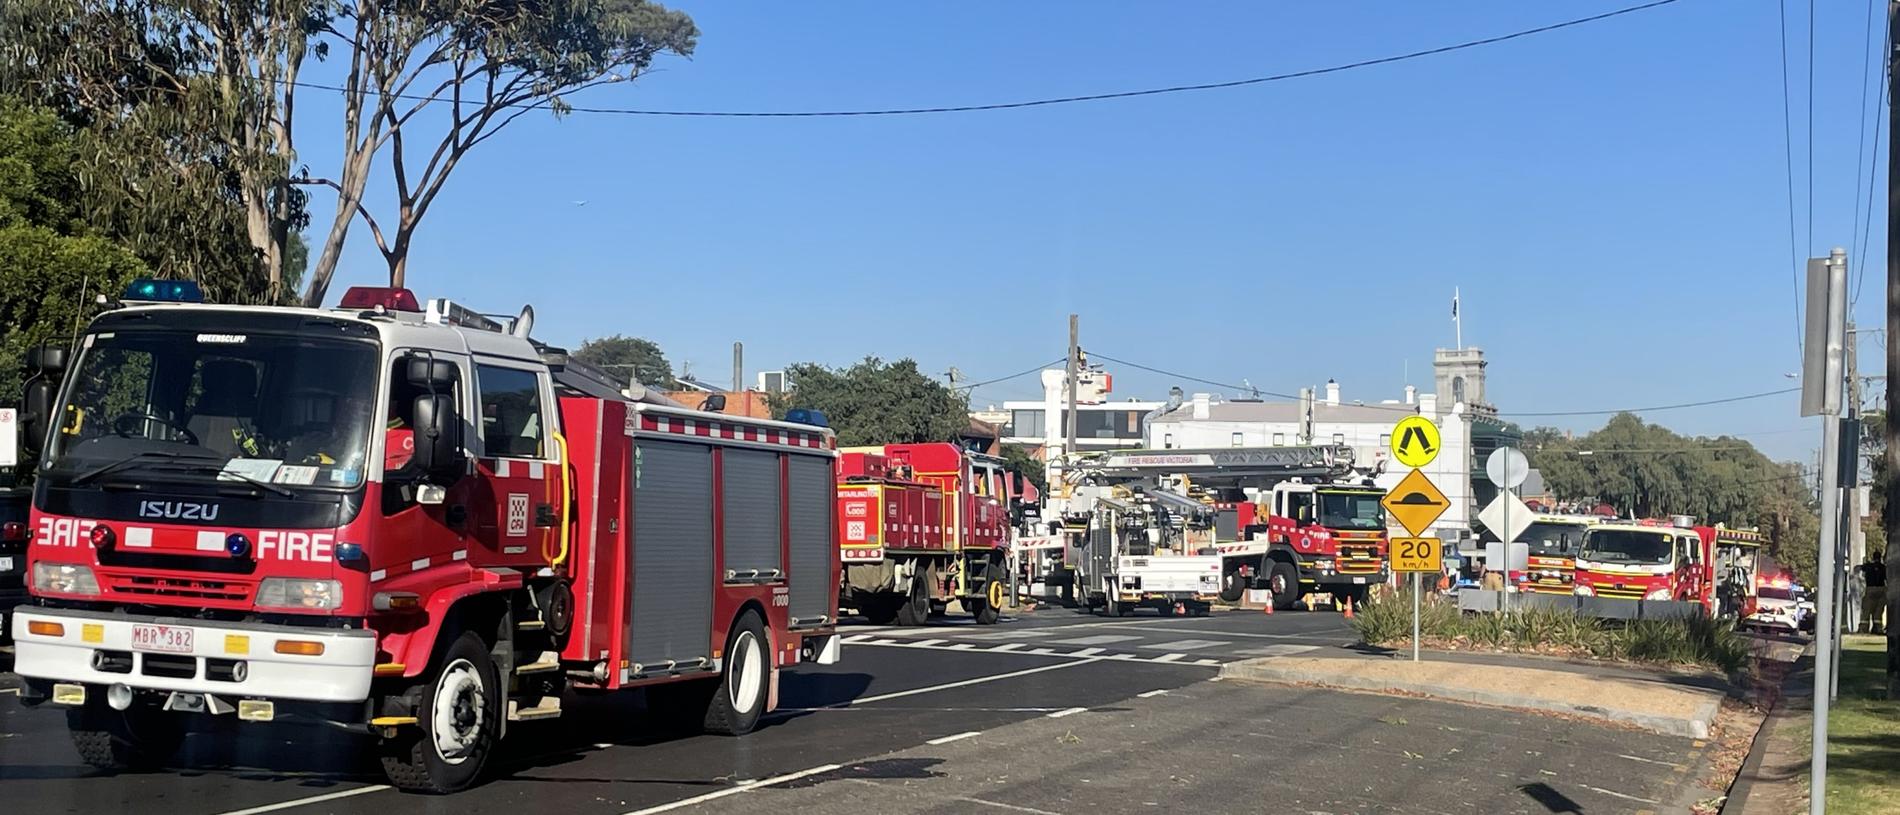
988, 368, 1165, 471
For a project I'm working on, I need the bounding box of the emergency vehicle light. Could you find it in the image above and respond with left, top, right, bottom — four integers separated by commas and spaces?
785, 408, 829, 428
123, 278, 203, 303
338, 286, 423, 312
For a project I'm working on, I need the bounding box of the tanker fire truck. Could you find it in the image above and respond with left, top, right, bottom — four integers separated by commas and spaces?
836, 443, 1011, 625
1573, 520, 1763, 618
9, 281, 842, 792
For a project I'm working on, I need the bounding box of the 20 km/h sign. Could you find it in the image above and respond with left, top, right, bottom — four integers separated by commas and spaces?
1389, 416, 1441, 468
1390, 537, 1443, 573
1381, 468, 1450, 537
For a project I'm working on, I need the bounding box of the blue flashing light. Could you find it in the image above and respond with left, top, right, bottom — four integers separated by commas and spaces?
123, 278, 204, 303
334, 542, 368, 568
785, 408, 829, 428
226, 532, 252, 559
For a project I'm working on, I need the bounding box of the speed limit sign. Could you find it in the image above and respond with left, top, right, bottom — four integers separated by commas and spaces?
1391, 537, 1442, 573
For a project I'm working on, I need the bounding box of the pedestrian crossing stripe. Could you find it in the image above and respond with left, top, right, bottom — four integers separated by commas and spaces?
838, 633, 1223, 666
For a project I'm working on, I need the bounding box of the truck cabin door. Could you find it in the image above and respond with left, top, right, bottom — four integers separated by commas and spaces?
377, 351, 473, 553
471, 361, 565, 566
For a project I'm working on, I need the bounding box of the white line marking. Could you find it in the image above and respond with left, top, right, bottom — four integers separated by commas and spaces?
1142, 639, 1230, 651
1067, 647, 1106, 657
0, 687, 20, 696
926, 730, 982, 745
1136, 689, 1169, 698
1616, 753, 1687, 769
911, 639, 947, 647
1046, 707, 1088, 718
1576, 784, 1659, 805
991, 643, 1025, 652
948, 643, 975, 650
954, 629, 1058, 641
1045, 634, 1141, 646
849, 658, 1102, 706
1154, 653, 1185, 663
1193, 658, 1220, 666
1028, 647, 1056, 655
621, 764, 844, 815
843, 634, 874, 643
1233, 644, 1322, 657
955, 796, 1064, 815
214, 785, 391, 815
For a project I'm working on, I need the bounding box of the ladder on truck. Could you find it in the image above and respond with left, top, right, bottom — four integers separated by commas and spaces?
1067, 445, 1359, 489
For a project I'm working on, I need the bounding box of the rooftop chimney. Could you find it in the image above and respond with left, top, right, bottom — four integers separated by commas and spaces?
1191, 392, 1212, 420
1403, 384, 1417, 405
1324, 379, 1340, 406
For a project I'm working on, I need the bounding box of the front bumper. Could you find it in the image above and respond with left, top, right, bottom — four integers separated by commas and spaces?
11, 607, 377, 703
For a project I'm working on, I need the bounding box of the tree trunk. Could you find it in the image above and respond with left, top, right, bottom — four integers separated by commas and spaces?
303, 150, 375, 307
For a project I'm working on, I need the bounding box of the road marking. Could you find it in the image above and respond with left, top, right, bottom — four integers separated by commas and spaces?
1028, 647, 1056, 655
0, 688, 19, 696
992, 643, 1026, 652
1192, 658, 1220, 666
1143, 639, 1230, 651
926, 731, 982, 745
1067, 647, 1106, 657
956, 796, 1064, 815
1234, 644, 1322, 657
912, 639, 947, 647
621, 764, 844, 815
1136, 689, 1169, 698
214, 785, 391, 815
849, 658, 1102, 705
1046, 707, 1088, 718
1577, 784, 1659, 805
954, 629, 1058, 641
1616, 753, 1687, 769
1046, 634, 1141, 646
948, 643, 975, 650
847, 638, 1223, 666
843, 634, 875, 643
1153, 653, 1186, 663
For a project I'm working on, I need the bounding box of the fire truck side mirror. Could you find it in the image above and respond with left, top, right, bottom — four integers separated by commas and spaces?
20, 378, 52, 456
26, 344, 69, 374
405, 357, 457, 389
411, 393, 465, 483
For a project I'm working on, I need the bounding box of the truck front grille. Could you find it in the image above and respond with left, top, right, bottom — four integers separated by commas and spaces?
105, 574, 252, 603
1337, 548, 1382, 574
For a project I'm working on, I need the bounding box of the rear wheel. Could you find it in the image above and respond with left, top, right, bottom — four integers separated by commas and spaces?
970, 578, 1006, 625
68, 700, 185, 771
1268, 561, 1302, 610
379, 630, 501, 794
702, 613, 770, 736
859, 593, 899, 625
894, 574, 930, 627
1218, 564, 1249, 603
1155, 601, 1177, 617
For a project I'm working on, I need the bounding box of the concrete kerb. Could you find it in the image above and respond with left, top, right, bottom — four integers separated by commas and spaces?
1218, 657, 1720, 739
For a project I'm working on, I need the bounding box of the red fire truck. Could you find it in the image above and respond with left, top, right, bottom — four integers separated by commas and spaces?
836, 443, 1011, 625
9, 281, 842, 792
1573, 520, 1763, 617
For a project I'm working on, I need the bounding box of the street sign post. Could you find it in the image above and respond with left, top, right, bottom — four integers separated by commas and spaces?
1390, 416, 1442, 468
1382, 468, 1450, 537
1484, 446, 1529, 613
1476, 490, 1534, 547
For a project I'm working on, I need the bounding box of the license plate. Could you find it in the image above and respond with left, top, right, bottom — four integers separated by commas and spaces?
0, 555, 13, 572
131, 624, 195, 653
1353, 577, 1367, 584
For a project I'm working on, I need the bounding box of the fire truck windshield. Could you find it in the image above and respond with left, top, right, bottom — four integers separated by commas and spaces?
1317, 491, 1383, 530
45, 329, 381, 493
1580, 529, 1673, 565
1521, 522, 1585, 556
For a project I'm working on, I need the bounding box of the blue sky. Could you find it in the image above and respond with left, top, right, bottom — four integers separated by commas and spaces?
291, 1, 1886, 463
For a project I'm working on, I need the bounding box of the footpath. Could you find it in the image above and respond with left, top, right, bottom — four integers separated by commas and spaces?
1724, 634, 1900, 815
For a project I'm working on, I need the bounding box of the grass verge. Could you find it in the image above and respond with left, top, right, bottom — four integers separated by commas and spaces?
1820, 634, 1900, 815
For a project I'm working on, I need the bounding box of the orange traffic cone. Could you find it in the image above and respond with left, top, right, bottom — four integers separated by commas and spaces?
1262, 596, 1274, 615
1343, 597, 1355, 619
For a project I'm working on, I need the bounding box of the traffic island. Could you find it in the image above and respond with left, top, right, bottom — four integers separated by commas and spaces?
1219, 654, 1725, 738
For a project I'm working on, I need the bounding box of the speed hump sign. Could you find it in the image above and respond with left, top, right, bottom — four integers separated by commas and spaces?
1391, 537, 1442, 573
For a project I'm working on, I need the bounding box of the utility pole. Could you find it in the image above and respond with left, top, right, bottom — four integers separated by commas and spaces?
1886, 0, 1900, 702
1839, 322, 1862, 701
1810, 249, 1848, 815
1065, 315, 1079, 467
732, 342, 743, 394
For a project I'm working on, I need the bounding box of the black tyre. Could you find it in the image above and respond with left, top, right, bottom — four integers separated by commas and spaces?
970, 578, 1005, 625
1187, 602, 1213, 618
702, 613, 770, 736
894, 575, 929, 627
1155, 601, 1177, 617
67, 700, 184, 771
379, 630, 502, 794
1218, 565, 1249, 603
1268, 561, 1302, 611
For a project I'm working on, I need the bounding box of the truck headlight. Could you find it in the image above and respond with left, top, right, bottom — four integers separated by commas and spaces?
33, 562, 100, 595
1645, 587, 1672, 601
1573, 584, 1594, 596
256, 578, 343, 611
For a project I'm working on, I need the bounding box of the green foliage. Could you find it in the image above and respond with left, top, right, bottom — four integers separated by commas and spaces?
572, 335, 674, 388
0, 226, 144, 400
1352, 589, 1751, 673
999, 444, 1047, 493
769, 358, 969, 447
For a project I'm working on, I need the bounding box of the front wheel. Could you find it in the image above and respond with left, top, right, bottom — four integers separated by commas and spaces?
702, 613, 770, 736
969, 579, 1006, 625
68, 701, 185, 770
1268, 561, 1302, 611
894, 574, 930, 627
379, 630, 501, 794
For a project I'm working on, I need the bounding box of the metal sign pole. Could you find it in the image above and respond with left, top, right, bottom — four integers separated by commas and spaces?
1412, 571, 1421, 662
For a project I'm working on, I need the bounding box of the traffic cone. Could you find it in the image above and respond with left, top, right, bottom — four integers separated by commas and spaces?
1175, 602, 1186, 616
1263, 596, 1274, 615
1344, 597, 1355, 619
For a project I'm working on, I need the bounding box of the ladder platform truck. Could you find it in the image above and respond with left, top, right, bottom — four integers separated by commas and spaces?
9, 280, 842, 792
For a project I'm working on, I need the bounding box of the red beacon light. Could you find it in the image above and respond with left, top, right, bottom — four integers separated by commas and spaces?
338, 286, 422, 312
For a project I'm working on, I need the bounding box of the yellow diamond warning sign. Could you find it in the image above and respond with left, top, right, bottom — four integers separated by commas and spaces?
1389, 415, 1441, 468
1381, 468, 1449, 537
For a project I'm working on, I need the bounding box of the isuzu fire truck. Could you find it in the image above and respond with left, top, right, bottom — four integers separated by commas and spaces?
9, 281, 842, 792
1573, 520, 1763, 617
836, 443, 1011, 625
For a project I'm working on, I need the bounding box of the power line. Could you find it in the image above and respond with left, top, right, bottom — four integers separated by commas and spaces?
1778, 0, 1805, 358
960, 358, 1064, 391
1851, 0, 1878, 302
287, 0, 1687, 118
1091, 351, 1800, 420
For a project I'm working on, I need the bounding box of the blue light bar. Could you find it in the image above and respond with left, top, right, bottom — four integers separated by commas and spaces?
785, 408, 829, 428
123, 278, 204, 303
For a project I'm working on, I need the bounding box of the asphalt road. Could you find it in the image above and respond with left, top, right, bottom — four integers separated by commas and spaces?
0, 606, 1710, 814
